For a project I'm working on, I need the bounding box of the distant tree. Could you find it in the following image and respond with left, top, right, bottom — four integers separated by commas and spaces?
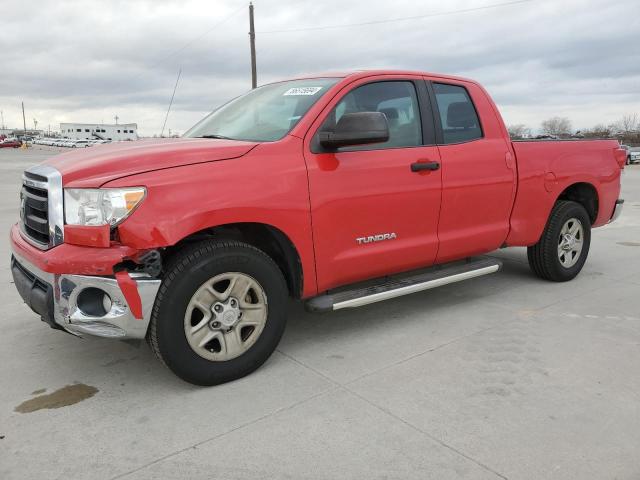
613, 113, 638, 134
507, 124, 531, 139
541, 117, 572, 138
608, 113, 640, 145
581, 124, 614, 138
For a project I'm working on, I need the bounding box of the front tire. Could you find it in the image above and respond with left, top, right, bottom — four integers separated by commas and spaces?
527, 200, 591, 282
147, 240, 289, 386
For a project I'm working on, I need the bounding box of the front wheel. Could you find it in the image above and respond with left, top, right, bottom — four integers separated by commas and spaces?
527, 200, 591, 282
147, 240, 289, 386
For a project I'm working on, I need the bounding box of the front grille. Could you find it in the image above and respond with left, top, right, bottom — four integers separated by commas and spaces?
21, 182, 50, 246
19, 166, 63, 250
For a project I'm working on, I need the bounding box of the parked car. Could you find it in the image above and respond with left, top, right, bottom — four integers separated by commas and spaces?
0, 138, 22, 148
73, 140, 91, 148
10, 70, 626, 386
621, 145, 640, 165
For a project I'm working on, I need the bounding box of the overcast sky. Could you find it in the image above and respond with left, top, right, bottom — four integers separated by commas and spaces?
1, 0, 639, 136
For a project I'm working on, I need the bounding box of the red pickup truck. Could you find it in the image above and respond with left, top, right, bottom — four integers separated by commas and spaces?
11, 70, 626, 385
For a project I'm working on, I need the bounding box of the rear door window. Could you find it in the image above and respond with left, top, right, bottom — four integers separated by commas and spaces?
433, 83, 482, 144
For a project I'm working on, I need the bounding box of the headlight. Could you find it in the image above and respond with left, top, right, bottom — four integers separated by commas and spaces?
64, 188, 146, 226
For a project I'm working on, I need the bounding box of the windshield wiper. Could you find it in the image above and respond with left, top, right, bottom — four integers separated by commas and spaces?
197, 134, 237, 140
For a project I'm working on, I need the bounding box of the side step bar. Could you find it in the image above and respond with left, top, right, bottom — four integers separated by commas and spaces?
305, 257, 502, 313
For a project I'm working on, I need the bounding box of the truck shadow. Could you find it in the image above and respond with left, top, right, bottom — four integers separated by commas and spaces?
23, 248, 611, 389
281, 247, 611, 353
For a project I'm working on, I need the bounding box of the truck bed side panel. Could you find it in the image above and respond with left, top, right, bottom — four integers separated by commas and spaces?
507, 140, 621, 246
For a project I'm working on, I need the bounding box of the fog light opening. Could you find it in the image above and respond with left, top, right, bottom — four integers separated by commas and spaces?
77, 287, 112, 317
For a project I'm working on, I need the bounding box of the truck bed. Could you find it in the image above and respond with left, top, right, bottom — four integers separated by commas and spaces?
506, 138, 623, 246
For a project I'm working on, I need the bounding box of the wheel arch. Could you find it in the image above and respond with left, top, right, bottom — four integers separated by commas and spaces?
164, 222, 304, 299
555, 182, 599, 224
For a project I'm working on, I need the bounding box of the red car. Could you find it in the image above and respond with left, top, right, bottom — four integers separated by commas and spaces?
10, 70, 626, 385
0, 139, 22, 148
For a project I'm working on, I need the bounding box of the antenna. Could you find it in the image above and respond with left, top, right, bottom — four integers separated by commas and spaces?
161, 68, 182, 138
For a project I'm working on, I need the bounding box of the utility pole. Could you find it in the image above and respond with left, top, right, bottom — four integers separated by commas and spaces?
114, 115, 119, 125
249, 2, 257, 89
0, 110, 4, 129
33, 118, 38, 131
21, 102, 27, 134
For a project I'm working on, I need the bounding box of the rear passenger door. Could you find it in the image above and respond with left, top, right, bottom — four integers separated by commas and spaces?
426, 80, 516, 263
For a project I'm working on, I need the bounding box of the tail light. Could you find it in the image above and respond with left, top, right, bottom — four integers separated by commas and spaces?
614, 147, 627, 169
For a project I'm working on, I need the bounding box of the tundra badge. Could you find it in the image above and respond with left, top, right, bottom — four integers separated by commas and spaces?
356, 233, 397, 245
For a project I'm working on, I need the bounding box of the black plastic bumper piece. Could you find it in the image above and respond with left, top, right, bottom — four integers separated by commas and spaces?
11, 255, 62, 331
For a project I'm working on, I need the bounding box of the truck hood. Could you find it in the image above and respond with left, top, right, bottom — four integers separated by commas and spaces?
46, 138, 259, 187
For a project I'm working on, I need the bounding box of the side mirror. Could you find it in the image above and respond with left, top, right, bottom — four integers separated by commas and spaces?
319, 111, 389, 149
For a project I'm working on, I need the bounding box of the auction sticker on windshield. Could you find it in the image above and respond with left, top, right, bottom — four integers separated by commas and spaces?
283, 87, 323, 96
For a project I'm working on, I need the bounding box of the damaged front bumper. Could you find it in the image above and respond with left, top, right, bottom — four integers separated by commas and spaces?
10, 225, 160, 339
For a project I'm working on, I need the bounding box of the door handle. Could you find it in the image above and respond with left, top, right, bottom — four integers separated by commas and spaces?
411, 161, 440, 172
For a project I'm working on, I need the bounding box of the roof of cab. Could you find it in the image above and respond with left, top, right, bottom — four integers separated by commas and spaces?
281, 69, 477, 85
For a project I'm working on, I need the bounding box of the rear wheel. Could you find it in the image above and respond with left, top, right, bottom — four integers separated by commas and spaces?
148, 240, 289, 386
527, 200, 591, 282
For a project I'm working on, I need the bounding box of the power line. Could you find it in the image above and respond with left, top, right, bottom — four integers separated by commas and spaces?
136, 4, 245, 78
259, 0, 534, 34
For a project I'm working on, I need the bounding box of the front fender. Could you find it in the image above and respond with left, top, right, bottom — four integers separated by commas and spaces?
102, 139, 318, 297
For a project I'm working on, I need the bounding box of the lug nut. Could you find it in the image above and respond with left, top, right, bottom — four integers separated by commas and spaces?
230, 299, 237, 307
212, 321, 220, 328
214, 305, 223, 313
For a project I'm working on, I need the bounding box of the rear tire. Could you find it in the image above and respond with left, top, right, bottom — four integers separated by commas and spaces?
147, 240, 289, 386
527, 200, 591, 282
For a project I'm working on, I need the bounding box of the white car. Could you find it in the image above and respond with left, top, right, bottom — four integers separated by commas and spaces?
73, 140, 91, 148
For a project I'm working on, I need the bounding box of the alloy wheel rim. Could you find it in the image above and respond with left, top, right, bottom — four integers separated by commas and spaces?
184, 272, 268, 361
557, 218, 584, 268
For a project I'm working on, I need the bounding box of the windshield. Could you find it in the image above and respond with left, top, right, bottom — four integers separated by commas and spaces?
184, 78, 341, 142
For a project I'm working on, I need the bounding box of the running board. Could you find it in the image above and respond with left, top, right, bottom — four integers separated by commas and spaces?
305, 257, 502, 313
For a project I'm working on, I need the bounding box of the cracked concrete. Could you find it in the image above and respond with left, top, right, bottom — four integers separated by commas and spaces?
1, 147, 639, 479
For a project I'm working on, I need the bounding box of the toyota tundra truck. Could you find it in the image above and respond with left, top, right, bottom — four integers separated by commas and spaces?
11, 70, 626, 385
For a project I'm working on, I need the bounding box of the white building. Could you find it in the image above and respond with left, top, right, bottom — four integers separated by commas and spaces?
60, 123, 138, 141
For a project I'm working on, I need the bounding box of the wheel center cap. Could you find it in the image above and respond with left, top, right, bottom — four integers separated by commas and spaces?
562, 233, 575, 250
221, 310, 238, 327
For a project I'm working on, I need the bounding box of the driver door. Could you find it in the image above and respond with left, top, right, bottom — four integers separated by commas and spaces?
303, 77, 442, 292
